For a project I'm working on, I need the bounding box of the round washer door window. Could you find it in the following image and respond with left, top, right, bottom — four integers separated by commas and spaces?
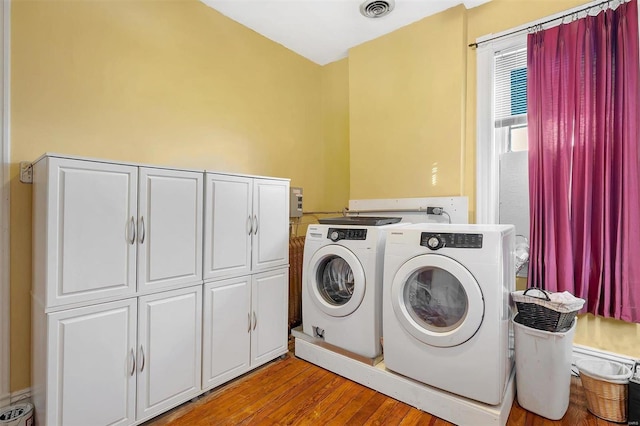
307, 245, 366, 317
391, 254, 484, 347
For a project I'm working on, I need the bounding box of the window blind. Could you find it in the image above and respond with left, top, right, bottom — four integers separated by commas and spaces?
494, 45, 528, 128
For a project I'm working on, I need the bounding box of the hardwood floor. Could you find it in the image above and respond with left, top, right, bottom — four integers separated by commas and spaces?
146, 353, 618, 426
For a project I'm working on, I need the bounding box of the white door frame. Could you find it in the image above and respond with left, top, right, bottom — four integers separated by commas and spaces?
0, 0, 10, 407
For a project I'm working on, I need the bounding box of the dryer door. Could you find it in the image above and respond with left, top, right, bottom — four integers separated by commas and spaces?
307, 245, 366, 317
391, 254, 484, 347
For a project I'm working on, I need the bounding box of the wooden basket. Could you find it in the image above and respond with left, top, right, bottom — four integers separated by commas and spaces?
580, 371, 628, 423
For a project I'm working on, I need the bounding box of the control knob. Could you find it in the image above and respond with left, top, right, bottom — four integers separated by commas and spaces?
330, 231, 341, 242
427, 236, 443, 250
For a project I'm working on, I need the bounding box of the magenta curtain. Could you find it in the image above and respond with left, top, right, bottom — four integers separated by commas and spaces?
527, 0, 640, 322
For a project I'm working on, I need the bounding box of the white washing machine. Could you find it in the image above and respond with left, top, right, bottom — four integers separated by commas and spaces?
383, 224, 515, 405
302, 217, 404, 359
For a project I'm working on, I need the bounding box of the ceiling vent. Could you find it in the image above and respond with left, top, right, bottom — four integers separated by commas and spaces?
359, 0, 395, 19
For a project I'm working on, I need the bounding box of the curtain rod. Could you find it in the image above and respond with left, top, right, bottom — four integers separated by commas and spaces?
468, 0, 625, 48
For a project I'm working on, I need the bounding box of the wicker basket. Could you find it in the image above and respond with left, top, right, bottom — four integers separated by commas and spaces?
511, 288, 584, 332
576, 359, 633, 423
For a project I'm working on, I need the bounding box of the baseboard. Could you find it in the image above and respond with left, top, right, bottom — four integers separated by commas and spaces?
572, 344, 638, 375
0, 388, 31, 407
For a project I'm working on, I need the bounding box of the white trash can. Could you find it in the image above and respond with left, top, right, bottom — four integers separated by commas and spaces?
513, 314, 576, 420
0, 403, 34, 426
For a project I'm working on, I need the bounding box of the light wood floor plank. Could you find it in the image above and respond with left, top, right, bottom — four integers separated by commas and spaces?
291, 379, 362, 424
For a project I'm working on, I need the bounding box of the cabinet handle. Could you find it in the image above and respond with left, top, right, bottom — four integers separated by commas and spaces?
130, 348, 136, 376
129, 216, 136, 245
139, 216, 145, 244
247, 216, 253, 235
253, 215, 258, 235
248, 313, 251, 333
252, 311, 257, 331
140, 345, 145, 373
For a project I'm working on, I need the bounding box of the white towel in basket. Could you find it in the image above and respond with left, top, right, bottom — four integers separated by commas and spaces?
511, 288, 585, 313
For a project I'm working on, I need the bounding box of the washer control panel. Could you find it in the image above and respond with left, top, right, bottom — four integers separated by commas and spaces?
328, 228, 367, 242
420, 232, 483, 250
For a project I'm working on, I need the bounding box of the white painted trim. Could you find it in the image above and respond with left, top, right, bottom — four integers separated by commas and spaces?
572, 344, 637, 372
475, 35, 526, 224
9, 387, 31, 405
295, 335, 515, 426
1, 388, 30, 408
0, 0, 10, 408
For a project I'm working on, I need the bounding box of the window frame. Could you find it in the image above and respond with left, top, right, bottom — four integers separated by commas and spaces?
476, 34, 527, 224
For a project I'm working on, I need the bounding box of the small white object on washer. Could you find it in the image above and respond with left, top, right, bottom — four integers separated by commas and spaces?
382, 223, 515, 405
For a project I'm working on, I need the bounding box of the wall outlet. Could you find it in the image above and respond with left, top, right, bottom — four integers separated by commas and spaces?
426, 206, 443, 215
19, 161, 33, 184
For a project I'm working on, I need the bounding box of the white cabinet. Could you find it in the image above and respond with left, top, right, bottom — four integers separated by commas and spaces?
250, 268, 289, 366
31, 154, 289, 426
202, 173, 289, 392
136, 286, 202, 422
137, 168, 203, 294
203, 174, 289, 281
33, 156, 204, 309
38, 299, 137, 426
202, 276, 251, 390
202, 268, 288, 391
33, 158, 139, 308
251, 179, 290, 272
34, 286, 202, 426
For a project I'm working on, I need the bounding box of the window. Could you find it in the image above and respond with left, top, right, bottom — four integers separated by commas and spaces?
476, 35, 530, 276
494, 46, 528, 153
476, 34, 528, 224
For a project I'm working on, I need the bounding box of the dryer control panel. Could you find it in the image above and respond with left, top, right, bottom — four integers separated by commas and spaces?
328, 228, 367, 242
420, 232, 483, 250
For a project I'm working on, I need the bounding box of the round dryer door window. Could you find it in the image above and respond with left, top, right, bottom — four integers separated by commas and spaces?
307, 245, 366, 317
391, 254, 484, 347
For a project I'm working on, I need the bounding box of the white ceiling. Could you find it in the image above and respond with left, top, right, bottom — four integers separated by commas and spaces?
200, 0, 492, 66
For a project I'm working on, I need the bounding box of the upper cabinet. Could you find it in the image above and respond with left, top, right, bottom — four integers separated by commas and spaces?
251, 179, 290, 272
33, 157, 139, 308
33, 156, 204, 309
204, 173, 289, 281
137, 168, 203, 294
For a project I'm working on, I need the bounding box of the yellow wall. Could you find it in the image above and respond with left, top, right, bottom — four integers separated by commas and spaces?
349, 5, 467, 200
9, 0, 344, 391
320, 58, 350, 211
574, 314, 640, 357
290, 58, 351, 238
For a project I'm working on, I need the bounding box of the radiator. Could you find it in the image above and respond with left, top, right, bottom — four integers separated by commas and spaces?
288, 236, 305, 330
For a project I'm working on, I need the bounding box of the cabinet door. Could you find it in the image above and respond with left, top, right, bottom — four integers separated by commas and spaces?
202, 276, 251, 390
46, 299, 137, 426
203, 174, 253, 280
136, 286, 202, 422
252, 179, 289, 272
45, 158, 137, 308
251, 268, 289, 367
138, 168, 203, 293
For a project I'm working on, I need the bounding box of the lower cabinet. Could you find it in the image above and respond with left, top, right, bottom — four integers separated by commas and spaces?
136, 286, 203, 423
33, 285, 202, 426
202, 267, 289, 391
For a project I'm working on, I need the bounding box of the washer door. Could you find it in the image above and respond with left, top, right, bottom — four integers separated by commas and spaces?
307, 245, 366, 317
391, 254, 484, 347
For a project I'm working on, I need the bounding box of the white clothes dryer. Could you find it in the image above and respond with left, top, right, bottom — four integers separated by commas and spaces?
383, 224, 515, 405
302, 218, 404, 359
